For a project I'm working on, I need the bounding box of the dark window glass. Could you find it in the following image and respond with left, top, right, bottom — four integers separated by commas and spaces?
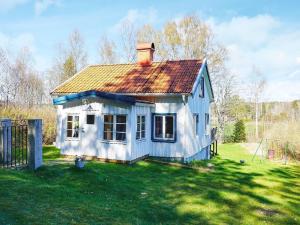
165, 116, 174, 139
86, 114, 95, 124
104, 131, 113, 140
116, 132, 126, 141
104, 115, 114, 140
116, 115, 126, 123
116, 115, 126, 141
155, 116, 163, 138
104, 115, 113, 123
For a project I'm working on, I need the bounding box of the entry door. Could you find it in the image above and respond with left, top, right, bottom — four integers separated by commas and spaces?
81, 113, 98, 156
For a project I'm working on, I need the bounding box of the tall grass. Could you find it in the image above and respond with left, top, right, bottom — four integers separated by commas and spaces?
0, 105, 56, 144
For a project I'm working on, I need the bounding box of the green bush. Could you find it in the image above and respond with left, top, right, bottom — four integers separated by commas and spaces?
233, 120, 246, 143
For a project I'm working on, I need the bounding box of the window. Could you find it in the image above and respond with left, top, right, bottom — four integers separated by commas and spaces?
152, 114, 176, 142
103, 114, 127, 141
104, 115, 113, 140
199, 76, 205, 98
193, 114, 199, 135
67, 115, 79, 138
116, 115, 126, 141
86, 114, 95, 125
136, 115, 146, 140
205, 113, 210, 134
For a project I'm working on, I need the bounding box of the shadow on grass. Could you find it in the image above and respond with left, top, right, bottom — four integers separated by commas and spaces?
0, 147, 299, 224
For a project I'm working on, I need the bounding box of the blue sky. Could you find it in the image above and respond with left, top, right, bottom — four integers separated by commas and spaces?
1, 0, 300, 101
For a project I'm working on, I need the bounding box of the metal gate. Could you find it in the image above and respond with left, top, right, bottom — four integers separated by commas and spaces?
0, 120, 28, 168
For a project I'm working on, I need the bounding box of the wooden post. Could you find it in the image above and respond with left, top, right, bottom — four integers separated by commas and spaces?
28, 119, 43, 170
0, 119, 12, 165
216, 140, 218, 155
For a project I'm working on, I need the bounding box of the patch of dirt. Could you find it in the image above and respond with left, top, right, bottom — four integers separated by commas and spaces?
256, 208, 280, 217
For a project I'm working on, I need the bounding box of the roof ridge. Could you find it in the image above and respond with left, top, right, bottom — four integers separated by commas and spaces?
89, 59, 202, 67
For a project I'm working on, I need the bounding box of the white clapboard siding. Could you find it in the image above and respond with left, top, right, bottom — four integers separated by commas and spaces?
184, 66, 211, 160
56, 97, 132, 161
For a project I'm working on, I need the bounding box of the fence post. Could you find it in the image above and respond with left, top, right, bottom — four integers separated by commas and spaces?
0, 119, 12, 165
28, 119, 43, 170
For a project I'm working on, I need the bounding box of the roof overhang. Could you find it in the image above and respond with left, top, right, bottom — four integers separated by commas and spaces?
53, 90, 138, 105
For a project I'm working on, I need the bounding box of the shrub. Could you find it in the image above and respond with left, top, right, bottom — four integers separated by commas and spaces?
233, 120, 246, 143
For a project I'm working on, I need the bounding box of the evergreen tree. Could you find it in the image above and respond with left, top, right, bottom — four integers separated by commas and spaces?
233, 120, 246, 143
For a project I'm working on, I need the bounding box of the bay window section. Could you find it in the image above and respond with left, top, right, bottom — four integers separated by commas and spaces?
103, 114, 127, 141
152, 114, 176, 142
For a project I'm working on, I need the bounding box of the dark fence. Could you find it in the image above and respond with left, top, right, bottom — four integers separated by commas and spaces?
0, 120, 28, 168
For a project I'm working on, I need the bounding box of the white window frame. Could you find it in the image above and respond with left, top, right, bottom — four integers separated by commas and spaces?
66, 114, 80, 139
193, 113, 199, 136
153, 114, 176, 142
136, 115, 146, 140
103, 114, 127, 142
205, 113, 210, 135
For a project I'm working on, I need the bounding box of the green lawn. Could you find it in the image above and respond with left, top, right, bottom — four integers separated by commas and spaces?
0, 144, 299, 225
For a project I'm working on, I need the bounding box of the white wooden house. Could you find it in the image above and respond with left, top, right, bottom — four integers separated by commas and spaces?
51, 43, 216, 163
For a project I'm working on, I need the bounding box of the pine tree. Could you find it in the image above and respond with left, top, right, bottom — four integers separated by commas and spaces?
233, 120, 246, 143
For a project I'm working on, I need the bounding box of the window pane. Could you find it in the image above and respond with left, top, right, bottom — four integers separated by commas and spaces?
155, 116, 163, 138
141, 116, 145, 123
104, 115, 113, 123
67, 121, 72, 129
67, 116, 72, 122
73, 128, 79, 138
104, 131, 113, 140
136, 131, 140, 140
116, 124, 126, 132
165, 116, 174, 139
74, 116, 79, 122
141, 130, 145, 139
86, 114, 95, 124
141, 121, 145, 130
67, 129, 72, 137
116, 132, 126, 141
116, 115, 126, 123
104, 123, 113, 132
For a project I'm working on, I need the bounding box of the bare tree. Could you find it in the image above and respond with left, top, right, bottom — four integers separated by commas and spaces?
98, 35, 118, 64
249, 66, 266, 140
47, 29, 88, 91
120, 19, 137, 62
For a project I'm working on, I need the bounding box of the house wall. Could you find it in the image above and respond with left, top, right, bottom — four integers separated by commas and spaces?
55, 97, 132, 161
184, 65, 212, 161
150, 96, 186, 158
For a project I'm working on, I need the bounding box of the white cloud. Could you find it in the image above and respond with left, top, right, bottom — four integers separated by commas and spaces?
209, 14, 300, 101
111, 8, 158, 32
0, 0, 28, 12
34, 0, 60, 16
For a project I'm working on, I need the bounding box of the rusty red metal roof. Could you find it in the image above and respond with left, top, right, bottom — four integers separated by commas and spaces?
51, 59, 203, 95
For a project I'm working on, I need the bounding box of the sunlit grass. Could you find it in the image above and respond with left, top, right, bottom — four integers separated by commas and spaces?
0, 144, 298, 224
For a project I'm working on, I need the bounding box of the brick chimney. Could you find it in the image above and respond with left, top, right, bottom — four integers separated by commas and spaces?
136, 43, 155, 66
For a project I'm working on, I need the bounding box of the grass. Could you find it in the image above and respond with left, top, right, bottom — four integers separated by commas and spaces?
0, 144, 299, 225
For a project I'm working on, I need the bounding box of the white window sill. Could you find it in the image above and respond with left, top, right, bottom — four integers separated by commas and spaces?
99, 140, 127, 145
65, 138, 80, 141
136, 138, 146, 142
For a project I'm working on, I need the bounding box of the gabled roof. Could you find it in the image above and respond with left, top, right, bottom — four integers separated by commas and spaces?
51, 59, 203, 95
